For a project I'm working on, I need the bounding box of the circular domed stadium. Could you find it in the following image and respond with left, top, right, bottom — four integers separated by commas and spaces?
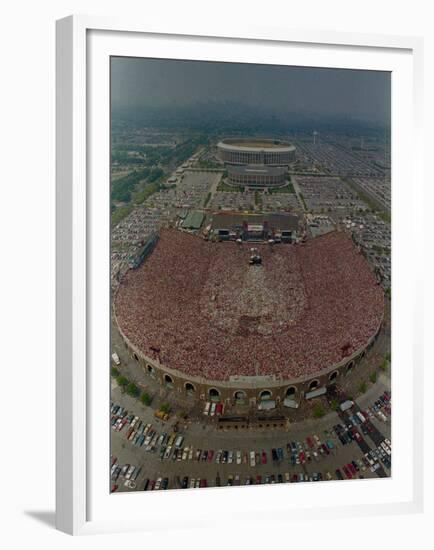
217, 138, 296, 165
217, 138, 296, 189
114, 229, 384, 408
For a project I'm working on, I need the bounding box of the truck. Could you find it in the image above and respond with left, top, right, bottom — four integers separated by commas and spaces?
339, 400, 354, 412
154, 410, 170, 422
111, 352, 121, 366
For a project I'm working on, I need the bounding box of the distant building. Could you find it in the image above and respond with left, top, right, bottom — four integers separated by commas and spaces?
217, 138, 296, 189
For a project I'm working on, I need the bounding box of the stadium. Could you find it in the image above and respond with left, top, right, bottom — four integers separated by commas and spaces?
114, 228, 384, 410
217, 138, 296, 189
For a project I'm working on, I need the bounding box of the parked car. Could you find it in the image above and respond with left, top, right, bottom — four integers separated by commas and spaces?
174, 435, 184, 449
125, 465, 135, 480
131, 467, 141, 481
249, 451, 256, 467
342, 465, 352, 479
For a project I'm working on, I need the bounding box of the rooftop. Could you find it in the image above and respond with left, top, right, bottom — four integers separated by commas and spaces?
218, 138, 295, 153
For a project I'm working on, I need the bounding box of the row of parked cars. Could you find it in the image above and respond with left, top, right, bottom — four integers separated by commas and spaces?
286, 435, 336, 466
173, 471, 340, 490
343, 394, 391, 439
110, 457, 142, 491
367, 438, 392, 470
111, 403, 343, 469
143, 477, 169, 491
203, 401, 224, 416
366, 391, 391, 423
111, 402, 184, 455
165, 430, 341, 469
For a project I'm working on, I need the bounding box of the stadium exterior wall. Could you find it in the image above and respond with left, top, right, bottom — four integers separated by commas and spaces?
217, 139, 296, 166
115, 312, 383, 408
227, 165, 287, 188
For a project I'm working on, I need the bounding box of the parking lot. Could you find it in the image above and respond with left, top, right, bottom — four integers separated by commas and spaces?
110, 384, 391, 493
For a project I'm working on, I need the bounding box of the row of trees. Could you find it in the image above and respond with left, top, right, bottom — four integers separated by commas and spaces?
110, 366, 172, 414
110, 367, 152, 406
318, 351, 391, 417
357, 353, 390, 395
111, 167, 151, 203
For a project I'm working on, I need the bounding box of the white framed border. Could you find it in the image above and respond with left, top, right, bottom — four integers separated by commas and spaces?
56, 15, 424, 535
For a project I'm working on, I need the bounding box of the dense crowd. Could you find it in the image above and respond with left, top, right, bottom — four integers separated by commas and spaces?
115, 229, 384, 381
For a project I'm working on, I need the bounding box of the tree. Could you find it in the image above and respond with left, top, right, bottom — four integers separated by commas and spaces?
110, 366, 119, 377
330, 399, 339, 411
140, 392, 151, 406
160, 403, 171, 414
116, 375, 128, 389
379, 359, 389, 372
126, 382, 140, 397
369, 371, 377, 384
358, 381, 367, 394
313, 404, 325, 418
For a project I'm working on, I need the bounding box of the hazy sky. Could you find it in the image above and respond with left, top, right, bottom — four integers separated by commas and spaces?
111, 57, 390, 124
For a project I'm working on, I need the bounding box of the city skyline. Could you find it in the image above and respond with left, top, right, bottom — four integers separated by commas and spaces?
111, 57, 391, 126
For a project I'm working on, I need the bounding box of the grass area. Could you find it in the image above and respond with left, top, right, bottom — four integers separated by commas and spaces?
269, 182, 295, 194
204, 192, 211, 207
358, 381, 368, 394
197, 160, 221, 169
372, 244, 391, 256
298, 192, 308, 210
111, 170, 134, 181
254, 191, 262, 207
343, 177, 391, 223
217, 180, 244, 192
111, 167, 151, 202
312, 403, 325, 419
133, 180, 164, 204
111, 204, 134, 226
377, 210, 391, 224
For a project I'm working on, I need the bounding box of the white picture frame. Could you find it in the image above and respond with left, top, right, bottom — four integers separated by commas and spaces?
56, 15, 424, 535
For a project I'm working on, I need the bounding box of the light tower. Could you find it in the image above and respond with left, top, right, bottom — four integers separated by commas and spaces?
313, 130, 318, 145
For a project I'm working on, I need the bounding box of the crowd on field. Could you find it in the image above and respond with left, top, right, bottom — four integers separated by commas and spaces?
115, 229, 384, 382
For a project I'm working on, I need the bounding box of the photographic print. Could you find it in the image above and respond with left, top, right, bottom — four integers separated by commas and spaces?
109, 57, 391, 493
